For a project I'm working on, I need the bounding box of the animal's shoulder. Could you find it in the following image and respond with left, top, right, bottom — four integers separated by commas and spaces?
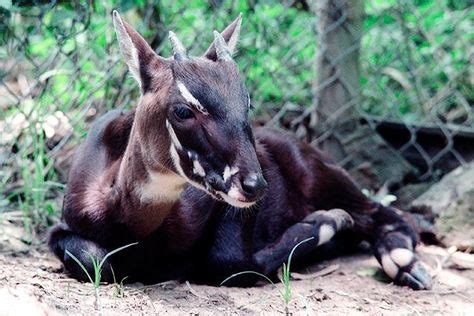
87, 109, 136, 159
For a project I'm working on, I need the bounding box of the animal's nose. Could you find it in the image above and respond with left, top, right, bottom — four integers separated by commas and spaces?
241, 174, 267, 201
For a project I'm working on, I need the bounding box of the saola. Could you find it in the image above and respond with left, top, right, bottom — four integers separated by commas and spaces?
49, 11, 432, 290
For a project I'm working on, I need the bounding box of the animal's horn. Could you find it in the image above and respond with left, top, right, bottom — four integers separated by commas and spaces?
168, 31, 187, 60
213, 30, 232, 61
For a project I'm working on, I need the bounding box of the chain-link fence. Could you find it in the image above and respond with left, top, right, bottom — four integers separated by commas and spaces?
292, 0, 473, 187
0, 1, 472, 228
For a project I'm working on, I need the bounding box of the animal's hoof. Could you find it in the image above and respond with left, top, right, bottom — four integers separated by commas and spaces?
380, 247, 432, 290
398, 261, 433, 290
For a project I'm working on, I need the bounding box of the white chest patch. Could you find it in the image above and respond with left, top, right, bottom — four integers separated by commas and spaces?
138, 170, 186, 204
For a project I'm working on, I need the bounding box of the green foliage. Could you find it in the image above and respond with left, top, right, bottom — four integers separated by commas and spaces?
361, 0, 472, 122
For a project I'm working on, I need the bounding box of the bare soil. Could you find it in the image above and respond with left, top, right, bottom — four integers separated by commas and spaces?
1, 220, 473, 315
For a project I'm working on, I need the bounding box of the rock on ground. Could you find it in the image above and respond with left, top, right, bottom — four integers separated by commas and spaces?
411, 162, 474, 250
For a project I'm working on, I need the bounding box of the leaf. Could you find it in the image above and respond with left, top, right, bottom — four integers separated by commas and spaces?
357, 267, 378, 277
357, 267, 391, 283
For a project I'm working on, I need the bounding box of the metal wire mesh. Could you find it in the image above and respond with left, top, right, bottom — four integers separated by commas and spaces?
0, 1, 472, 220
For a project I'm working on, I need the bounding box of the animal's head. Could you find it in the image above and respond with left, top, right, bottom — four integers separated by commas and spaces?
113, 11, 267, 208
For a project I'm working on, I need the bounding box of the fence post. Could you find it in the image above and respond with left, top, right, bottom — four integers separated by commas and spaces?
310, 0, 413, 190
311, 0, 364, 163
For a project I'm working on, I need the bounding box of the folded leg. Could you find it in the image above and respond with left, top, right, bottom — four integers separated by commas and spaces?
253, 208, 354, 274
48, 223, 114, 282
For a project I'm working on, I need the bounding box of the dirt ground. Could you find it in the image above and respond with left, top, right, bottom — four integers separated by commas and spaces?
1, 220, 474, 315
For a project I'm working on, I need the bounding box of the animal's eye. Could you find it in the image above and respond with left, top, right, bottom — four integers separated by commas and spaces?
174, 106, 195, 120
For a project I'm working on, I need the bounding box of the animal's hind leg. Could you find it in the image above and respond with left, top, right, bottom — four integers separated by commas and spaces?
369, 205, 433, 290
48, 223, 114, 282
253, 208, 354, 275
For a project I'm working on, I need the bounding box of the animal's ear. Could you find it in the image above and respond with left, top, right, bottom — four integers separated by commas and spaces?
112, 10, 163, 90
203, 13, 242, 61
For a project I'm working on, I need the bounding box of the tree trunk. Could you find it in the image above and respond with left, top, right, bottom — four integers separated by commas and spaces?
311, 0, 364, 162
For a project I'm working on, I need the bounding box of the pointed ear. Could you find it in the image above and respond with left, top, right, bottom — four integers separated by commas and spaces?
203, 13, 242, 61
112, 10, 162, 90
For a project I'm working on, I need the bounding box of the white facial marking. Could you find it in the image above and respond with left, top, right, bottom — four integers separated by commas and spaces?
176, 81, 207, 114
227, 184, 245, 201
169, 144, 185, 176
193, 159, 206, 177
214, 183, 255, 208
317, 224, 335, 245
139, 170, 186, 203
166, 120, 182, 150
381, 255, 399, 278
223, 165, 239, 182
169, 143, 209, 194
390, 248, 414, 267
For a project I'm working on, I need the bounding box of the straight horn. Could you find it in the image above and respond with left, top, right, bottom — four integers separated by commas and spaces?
168, 31, 187, 60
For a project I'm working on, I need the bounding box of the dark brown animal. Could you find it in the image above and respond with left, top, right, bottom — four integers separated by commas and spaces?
49, 12, 432, 290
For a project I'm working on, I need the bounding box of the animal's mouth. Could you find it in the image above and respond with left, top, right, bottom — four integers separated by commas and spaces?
203, 184, 257, 208
217, 191, 257, 208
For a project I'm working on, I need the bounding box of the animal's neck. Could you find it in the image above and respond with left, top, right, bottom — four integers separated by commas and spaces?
117, 124, 187, 237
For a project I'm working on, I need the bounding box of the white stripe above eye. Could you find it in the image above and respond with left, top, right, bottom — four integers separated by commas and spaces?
176, 80, 208, 115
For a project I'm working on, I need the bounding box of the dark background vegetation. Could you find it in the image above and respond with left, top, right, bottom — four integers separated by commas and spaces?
0, 0, 472, 239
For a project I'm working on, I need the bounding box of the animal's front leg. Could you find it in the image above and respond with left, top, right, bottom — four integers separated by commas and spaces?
370, 206, 433, 290
253, 208, 354, 275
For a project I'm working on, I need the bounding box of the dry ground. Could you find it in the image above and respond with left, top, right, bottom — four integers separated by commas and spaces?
1, 220, 473, 315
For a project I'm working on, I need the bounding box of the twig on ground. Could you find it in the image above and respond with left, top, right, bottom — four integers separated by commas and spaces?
185, 281, 208, 300
432, 246, 457, 278
290, 264, 340, 280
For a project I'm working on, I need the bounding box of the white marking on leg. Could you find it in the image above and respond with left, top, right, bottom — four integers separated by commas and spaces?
193, 159, 206, 177
223, 165, 239, 182
383, 224, 395, 233
390, 248, 414, 267
318, 224, 335, 245
176, 81, 207, 114
381, 255, 399, 279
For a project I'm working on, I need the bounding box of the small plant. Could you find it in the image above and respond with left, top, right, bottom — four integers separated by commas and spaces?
111, 266, 128, 299
221, 237, 314, 314
65, 242, 138, 309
